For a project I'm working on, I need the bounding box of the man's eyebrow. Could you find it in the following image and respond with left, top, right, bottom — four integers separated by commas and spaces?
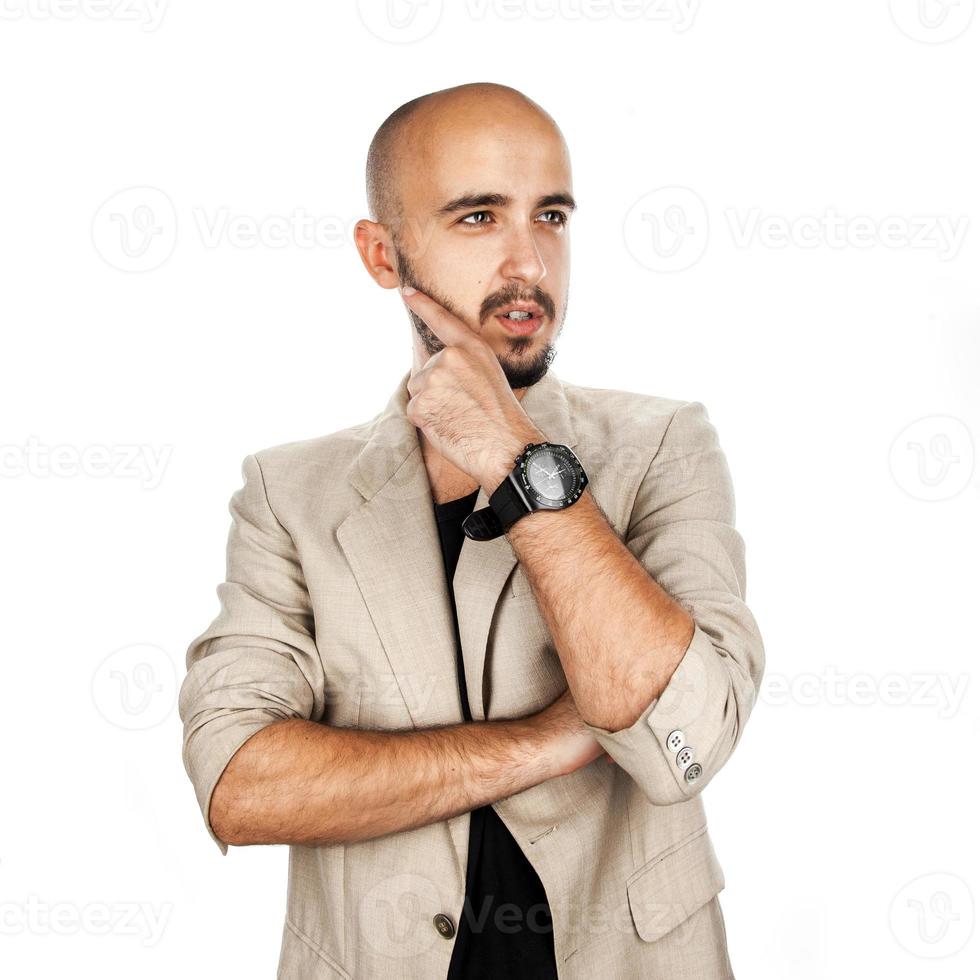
434, 191, 577, 216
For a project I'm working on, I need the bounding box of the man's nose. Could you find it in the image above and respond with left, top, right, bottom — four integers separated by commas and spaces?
498, 224, 547, 285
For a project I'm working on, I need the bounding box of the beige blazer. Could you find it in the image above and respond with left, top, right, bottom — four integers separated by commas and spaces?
179, 365, 765, 980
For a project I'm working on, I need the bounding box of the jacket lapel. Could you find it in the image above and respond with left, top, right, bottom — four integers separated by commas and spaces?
451, 366, 578, 721
335, 364, 578, 883
337, 364, 578, 726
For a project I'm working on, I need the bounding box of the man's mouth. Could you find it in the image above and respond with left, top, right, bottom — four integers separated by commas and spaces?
495, 306, 545, 335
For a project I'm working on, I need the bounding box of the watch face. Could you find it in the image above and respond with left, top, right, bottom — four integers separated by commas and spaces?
524, 445, 583, 503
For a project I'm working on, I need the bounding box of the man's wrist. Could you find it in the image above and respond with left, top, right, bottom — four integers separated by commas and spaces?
479, 426, 546, 492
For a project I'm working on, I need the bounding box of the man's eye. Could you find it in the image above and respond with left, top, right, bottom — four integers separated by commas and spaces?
459, 211, 569, 227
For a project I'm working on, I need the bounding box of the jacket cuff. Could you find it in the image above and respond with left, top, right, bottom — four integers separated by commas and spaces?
580, 622, 738, 805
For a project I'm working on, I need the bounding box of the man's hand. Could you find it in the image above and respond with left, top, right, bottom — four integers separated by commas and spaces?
400, 286, 543, 489
533, 688, 615, 776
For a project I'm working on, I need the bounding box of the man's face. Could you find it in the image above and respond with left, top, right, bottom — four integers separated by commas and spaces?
391, 109, 573, 390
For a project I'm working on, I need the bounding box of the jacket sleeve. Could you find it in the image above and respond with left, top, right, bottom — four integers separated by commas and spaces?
178, 453, 326, 854
581, 400, 765, 806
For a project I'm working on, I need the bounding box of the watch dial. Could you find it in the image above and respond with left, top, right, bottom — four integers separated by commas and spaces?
526, 448, 577, 501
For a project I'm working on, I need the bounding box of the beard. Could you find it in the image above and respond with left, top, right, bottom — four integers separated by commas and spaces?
394, 242, 561, 391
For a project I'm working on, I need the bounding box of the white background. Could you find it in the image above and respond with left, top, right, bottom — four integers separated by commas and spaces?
1, 1, 978, 977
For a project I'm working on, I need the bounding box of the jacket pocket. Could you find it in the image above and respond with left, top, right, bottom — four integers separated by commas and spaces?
625, 825, 726, 943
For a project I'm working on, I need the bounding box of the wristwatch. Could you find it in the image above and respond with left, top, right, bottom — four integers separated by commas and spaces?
462, 442, 589, 541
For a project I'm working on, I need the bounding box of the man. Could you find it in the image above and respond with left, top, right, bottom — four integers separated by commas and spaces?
179, 82, 765, 979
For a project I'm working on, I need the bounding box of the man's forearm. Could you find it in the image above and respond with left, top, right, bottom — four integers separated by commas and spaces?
210, 716, 555, 848
480, 427, 694, 734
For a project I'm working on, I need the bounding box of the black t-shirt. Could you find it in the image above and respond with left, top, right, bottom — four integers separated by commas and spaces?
433, 489, 559, 980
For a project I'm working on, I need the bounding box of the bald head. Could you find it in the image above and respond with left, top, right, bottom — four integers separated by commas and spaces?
365, 83, 564, 241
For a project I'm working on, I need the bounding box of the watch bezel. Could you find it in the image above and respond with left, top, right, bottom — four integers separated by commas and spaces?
515, 442, 587, 510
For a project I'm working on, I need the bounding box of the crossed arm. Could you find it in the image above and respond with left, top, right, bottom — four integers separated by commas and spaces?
178, 457, 601, 854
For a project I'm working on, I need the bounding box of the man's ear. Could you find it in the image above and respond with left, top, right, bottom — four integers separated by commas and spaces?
353, 219, 399, 289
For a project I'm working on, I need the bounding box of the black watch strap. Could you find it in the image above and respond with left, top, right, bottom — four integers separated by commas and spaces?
462, 476, 528, 541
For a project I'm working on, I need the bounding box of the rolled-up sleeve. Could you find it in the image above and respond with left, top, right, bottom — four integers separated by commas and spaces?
178, 453, 326, 854
581, 400, 765, 805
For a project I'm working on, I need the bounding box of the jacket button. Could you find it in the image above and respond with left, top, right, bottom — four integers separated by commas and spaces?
433, 913, 456, 939
666, 729, 685, 752
675, 745, 696, 769
684, 762, 703, 783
